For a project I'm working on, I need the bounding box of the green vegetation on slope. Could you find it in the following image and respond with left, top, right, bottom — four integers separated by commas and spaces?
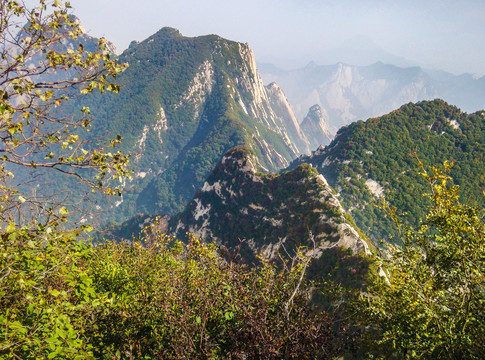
61, 27, 296, 221
173, 147, 342, 250
294, 99, 485, 241
135, 82, 294, 216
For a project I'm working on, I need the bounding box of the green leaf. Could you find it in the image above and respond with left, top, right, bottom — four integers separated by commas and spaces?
5, 222, 16, 233
224, 311, 234, 320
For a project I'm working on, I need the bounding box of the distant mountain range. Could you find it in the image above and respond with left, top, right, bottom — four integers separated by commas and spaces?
312, 35, 414, 69
259, 61, 485, 132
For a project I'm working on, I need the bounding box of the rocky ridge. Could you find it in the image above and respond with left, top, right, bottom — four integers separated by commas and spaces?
170, 146, 370, 263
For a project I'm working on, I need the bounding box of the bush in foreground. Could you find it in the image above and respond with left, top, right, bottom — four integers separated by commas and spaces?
0, 222, 349, 359
352, 163, 485, 359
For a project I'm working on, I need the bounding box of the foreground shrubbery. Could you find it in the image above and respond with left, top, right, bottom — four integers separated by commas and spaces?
350, 164, 485, 359
0, 223, 350, 359
1, 165, 484, 359
0, 225, 98, 359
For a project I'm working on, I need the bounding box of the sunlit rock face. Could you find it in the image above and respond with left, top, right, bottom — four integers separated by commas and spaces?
266, 82, 312, 154
301, 104, 333, 149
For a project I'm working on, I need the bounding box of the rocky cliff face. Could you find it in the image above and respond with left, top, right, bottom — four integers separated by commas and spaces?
300, 104, 333, 149
265, 82, 312, 154
220, 43, 302, 156
170, 146, 370, 262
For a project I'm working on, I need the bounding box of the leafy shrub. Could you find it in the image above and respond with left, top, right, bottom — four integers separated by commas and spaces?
1, 219, 350, 359
351, 163, 485, 359
0, 225, 98, 359
86, 224, 349, 359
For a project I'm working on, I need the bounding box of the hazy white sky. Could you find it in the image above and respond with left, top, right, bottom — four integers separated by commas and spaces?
68, 0, 485, 76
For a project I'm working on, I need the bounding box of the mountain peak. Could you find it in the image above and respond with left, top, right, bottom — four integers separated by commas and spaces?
308, 104, 324, 118
266, 81, 280, 90
170, 146, 369, 263
304, 60, 318, 69
219, 146, 259, 175
119, 29, 301, 215
153, 27, 183, 40
301, 104, 333, 149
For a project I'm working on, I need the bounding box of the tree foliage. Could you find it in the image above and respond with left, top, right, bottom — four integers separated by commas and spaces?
0, 223, 98, 359
354, 162, 485, 359
0, 0, 130, 226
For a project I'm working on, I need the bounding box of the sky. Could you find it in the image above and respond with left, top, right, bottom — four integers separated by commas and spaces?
67, 0, 485, 76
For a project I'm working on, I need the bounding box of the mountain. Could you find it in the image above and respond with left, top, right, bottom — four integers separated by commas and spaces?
265, 82, 312, 154
291, 99, 485, 241
259, 61, 485, 132
300, 104, 333, 150
58, 27, 316, 220
169, 146, 370, 278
